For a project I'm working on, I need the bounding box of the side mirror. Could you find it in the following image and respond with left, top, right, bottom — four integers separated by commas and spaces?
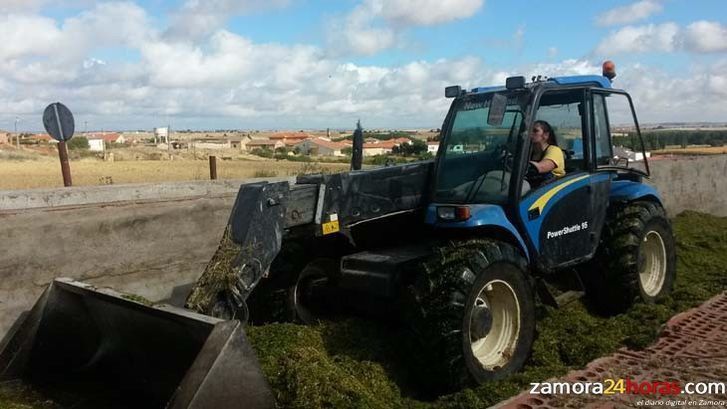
506, 76, 525, 89
445, 85, 462, 98
487, 93, 507, 126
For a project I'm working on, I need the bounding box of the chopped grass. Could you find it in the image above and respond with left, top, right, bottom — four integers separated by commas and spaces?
246, 211, 727, 409
2, 211, 724, 408
0, 381, 61, 409
120, 293, 153, 306
185, 226, 245, 314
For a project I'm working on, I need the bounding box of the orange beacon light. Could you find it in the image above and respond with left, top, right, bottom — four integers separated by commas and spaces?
602, 60, 616, 81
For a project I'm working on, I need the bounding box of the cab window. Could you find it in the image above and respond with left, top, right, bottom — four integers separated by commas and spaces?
535, 90, 588, 172
593, 94, 612, 166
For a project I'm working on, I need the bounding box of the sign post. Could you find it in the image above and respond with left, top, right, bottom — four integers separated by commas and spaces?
42, 102, 75, 187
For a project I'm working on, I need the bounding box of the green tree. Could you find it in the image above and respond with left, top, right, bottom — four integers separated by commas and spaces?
251, 148, 274, 158
392, 139, 426, 156
67, 136, 89, 150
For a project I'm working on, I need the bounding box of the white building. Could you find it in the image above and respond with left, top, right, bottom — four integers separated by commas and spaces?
427, 141, 439, 154
246, 140, 285, 151
613, 146, 651, 162
154, 127, 169, 143
88, 139, 105, 152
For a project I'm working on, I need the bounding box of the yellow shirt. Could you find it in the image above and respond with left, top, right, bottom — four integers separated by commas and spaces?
541, 145, 566, 178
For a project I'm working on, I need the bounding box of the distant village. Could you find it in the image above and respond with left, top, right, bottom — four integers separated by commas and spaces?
2, 123, 725, 164
0, 128, 440, 158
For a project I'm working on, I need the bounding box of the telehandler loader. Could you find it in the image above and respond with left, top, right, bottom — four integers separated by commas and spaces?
185, 72, 676, 388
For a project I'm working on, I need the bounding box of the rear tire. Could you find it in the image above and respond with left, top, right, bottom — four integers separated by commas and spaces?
585, 201, 676, 314
407, 239, 535, 389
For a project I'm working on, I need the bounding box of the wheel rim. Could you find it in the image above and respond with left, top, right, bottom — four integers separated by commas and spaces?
293, 273, 329, 323
469, 278, 521, 370
639, 230, 667, 297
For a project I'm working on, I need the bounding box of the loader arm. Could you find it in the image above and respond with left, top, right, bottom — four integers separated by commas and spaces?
186, 161, 433, 320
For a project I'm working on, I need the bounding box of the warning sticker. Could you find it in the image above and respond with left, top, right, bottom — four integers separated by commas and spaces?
322, 220, 340, 235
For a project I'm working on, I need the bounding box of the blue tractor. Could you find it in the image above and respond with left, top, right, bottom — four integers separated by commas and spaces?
184, 73, 677, 389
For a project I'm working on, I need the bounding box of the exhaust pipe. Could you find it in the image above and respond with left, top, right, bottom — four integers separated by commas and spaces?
0, 278, 274, 409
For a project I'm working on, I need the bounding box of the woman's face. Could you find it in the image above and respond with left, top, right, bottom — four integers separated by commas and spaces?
530, 125, 548, 144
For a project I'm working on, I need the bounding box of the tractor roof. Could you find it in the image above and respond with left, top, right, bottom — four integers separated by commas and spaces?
470, 75, 612, 95
549, 75, 612, 88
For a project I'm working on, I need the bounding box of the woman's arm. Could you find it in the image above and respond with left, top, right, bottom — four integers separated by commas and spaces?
529, 158, 557, 173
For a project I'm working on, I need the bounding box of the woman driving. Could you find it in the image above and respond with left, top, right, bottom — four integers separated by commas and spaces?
527, 120, 565, 188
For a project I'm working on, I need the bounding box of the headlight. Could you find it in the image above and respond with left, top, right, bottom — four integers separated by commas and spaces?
437, 206, 470, 221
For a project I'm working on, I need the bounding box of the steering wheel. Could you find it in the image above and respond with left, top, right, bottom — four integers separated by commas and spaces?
496, 144, 514, 173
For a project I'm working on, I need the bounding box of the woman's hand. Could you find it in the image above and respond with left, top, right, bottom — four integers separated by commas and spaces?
529, 159, 556, 174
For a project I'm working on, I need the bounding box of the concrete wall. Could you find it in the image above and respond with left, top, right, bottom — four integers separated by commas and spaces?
0, 156, 725, 336
649, 155, 727, 217
0, 180, 262, 336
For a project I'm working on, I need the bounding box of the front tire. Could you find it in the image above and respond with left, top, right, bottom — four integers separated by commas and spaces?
408, 239, 535, 389
288, 258, 337, 324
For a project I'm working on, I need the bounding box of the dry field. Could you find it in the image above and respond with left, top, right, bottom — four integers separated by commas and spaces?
0, 154, 349, 190
653, 146, 727, 155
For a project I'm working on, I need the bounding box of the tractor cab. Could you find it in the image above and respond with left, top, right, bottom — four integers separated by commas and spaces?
430, 74, 651, 271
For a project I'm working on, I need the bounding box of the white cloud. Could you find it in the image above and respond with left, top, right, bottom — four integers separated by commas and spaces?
504, 59, 727, 123
82, 58, 106, 69
547, 47, 558, 58
326, 0, 484, 55
0, 0, 47, 13
614, 61, 727, 122
1, 5, 725, 131
0, 4, 495, 129
596, 21, 727, 55
0, 2, 151, 60
376, 0, 484, 26
325, 1, 396, 56
526, 59, 601, 79
165, 0, 291, 41
0, 14, 62, 60
0, 0, 95, 14
682, 21, 727, 53
595, 0, 663, 27
595, 23, 679, 55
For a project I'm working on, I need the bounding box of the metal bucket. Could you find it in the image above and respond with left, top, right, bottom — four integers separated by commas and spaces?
0, 278, 274, 409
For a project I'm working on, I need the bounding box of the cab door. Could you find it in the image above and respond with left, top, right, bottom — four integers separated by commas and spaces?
516, 88, 609, 270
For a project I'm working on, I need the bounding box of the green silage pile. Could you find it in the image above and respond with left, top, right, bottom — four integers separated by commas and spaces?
0, 381, 61, 409
246, 210, 727, 409
2, 211, 725, 409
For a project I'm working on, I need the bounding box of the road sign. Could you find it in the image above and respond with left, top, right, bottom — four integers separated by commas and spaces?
42, 102, 75, 142
42, 102, 74, 186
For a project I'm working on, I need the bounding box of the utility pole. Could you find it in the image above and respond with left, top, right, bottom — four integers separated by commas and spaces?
14, 116, 20, 148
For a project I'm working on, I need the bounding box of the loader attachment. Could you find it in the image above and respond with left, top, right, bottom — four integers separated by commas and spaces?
185, 181, 291, 320
0, 278, 274, 409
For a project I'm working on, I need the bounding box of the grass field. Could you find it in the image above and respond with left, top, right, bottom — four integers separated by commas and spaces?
0, 158, 349, 190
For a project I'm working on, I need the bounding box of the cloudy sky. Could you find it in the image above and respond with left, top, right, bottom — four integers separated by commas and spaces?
1, 0, 726, 131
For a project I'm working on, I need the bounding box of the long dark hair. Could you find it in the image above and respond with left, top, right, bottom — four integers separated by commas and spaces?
534, 120, 557, 146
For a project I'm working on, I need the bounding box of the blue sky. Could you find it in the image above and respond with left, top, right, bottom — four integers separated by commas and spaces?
1, 0, 726, 131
